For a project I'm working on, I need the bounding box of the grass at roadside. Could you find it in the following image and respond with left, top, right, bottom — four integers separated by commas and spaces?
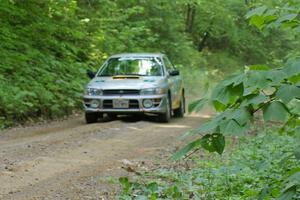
114, 130, 299, 199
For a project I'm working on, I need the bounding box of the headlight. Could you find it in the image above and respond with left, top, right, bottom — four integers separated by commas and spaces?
143, 99, 154, 108
90, 99, 100, 108
85, 88, 103, 96
140, 88, 165, 95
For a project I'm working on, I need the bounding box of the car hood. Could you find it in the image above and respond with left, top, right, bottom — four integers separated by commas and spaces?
87, 76, 166, 90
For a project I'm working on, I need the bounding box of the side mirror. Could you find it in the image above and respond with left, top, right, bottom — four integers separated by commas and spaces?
87, 70, 96, 79
169, 70, 180, 76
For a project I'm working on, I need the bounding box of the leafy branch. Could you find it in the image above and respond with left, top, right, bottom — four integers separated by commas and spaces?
174, 62, 300, 158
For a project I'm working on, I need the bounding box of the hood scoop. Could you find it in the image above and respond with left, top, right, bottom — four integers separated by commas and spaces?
112, 76, 140, 79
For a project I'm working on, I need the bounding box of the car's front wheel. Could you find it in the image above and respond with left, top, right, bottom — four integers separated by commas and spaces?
158, 96, 172, 123
85, 112, 101, 124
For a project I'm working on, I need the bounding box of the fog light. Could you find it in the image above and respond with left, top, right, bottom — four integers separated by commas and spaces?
143, 99, 153, 108
90, 100, 100, 108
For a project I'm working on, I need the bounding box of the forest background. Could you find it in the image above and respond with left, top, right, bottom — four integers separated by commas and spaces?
1, 0, 298, 127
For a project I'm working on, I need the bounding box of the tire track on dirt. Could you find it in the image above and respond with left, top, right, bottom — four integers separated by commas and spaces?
0, 115, 207, 199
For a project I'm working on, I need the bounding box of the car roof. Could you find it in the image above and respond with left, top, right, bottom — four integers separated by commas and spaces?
109, 53, 164, 58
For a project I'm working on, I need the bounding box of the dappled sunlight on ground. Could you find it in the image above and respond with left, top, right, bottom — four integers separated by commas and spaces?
155, 124, 191, 129
188, 113, 212, 118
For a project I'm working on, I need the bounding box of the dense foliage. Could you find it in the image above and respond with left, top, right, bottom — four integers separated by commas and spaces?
0, 0, 298, 127
118, 132, 300, 199
175, 58, 300, 159
0, 0, 90, 126
171, 1, 300, 199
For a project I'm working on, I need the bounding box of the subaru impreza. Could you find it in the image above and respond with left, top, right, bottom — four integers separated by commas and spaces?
83, 53, 185, 123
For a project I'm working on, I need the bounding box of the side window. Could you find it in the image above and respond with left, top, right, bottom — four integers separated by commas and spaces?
163, 56, 174, 72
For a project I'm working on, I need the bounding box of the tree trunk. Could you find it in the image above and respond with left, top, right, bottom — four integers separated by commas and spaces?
185, 3, 196, 33
198, 32, 209, 51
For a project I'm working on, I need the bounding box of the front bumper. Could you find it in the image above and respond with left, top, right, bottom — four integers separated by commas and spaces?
83, 94, 168, 114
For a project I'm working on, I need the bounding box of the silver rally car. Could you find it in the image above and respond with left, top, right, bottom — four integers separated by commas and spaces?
83, 53, 185, 123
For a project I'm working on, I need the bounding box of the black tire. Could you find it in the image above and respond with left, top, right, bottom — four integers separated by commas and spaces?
158, 96, 172, 123
85, 112, 99, 124
174, 95, 185, 118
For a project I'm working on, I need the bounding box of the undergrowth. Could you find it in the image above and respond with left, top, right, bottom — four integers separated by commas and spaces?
117, 131, 300, 199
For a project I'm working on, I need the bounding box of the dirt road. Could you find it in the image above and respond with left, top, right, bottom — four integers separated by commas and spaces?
0, 114, 208, 200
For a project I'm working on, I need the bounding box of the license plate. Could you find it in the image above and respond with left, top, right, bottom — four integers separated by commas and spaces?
113, 99, 129, 108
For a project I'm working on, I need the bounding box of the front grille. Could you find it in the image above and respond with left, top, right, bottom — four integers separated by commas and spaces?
103, 89, 140, 96
103, 100, 139, 109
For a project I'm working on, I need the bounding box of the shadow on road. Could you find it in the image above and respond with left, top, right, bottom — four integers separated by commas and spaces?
98, 114, 162, 123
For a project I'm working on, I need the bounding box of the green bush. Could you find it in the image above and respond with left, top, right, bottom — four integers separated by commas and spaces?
117, 132, 300, 199
0, 0, 91, 127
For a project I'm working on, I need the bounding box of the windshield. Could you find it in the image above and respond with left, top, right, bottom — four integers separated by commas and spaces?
98, 57, 164, 77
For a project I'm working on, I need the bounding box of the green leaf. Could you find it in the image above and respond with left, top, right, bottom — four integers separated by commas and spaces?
281, 21, 299, 29
188, 98, 209, 113
243, 86, 258, 96
179, 129, 197, 140
263, 101, 290, 122
212, 100, 227, 112
289, 99, 300, 115
249, 15, 266, 29
245, 71, 270, 90
231, 74, 246, 87
222, 74, 245, 87
245, 6, 268, 19
200, 133, 225, 155
230, 107, 252, 126
211, 76, 245, 108
196, 117, 220, 133
277, 186, 296, 200
264, 14, 277, 24
221, 119, 247, 136
276, 14, 298, 24
266, 69, 287, 84
284, 59, 300, 77
276, 85, 300, 103
288, 171, 300, 184
242, 94, 268, 106
211, 84, 230, 105
227, 83, 244, 104
289, 73, 300, 84
249, 64, 270, 71
171, 139, 201, 160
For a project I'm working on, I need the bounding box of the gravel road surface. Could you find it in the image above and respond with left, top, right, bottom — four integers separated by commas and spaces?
0, 114, 208, 200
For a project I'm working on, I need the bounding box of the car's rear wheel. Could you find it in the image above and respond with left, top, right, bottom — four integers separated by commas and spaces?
158, 96, 172, 123
85, 112, 100, 124
174, 95, 185, 118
